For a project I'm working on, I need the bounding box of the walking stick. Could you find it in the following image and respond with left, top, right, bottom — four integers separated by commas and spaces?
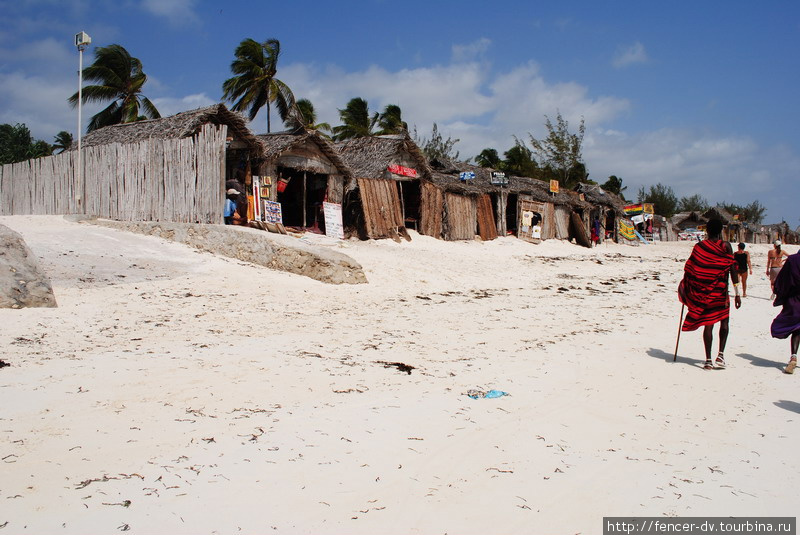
674, 304, 685, 362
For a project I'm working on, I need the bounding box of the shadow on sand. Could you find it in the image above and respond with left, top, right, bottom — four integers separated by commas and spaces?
647, 348, 706, 369
737, 353, 785, 370
774, 400, 800, 415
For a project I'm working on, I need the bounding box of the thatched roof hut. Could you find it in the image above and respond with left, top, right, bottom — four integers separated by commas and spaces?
335, 134, 431, 181
426, 159, 594, 244
256, 129, 350, 180
75, 104, 261, 155
255, 128, 351, 230
671, 211, 708, 230
334, 135, 431, 241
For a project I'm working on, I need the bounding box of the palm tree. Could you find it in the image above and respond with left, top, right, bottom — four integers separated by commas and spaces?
294, 98, 331, 134
332, 98, 378, 141
68, 44, 160, 132
52, 131, 73, 153
475, 148, 502, 168
222, 38, 299, 133
376, 104, 407, 135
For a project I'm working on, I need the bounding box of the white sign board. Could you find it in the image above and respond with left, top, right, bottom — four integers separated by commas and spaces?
323, 202, 344, 239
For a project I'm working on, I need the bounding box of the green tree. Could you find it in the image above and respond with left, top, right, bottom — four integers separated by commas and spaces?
601, 175, 627, 200
677, 193, 709, 213
0, 123, 52, 164
475, 148, 502, 168
721, 200, 767, 224
333, 97, 378, 141
68, 44, 160, 133
52, 131, 73, 153
528, 111, 586, 189
222, 38, 299, 133
413, 123, 460, 163
503, 140, 538, 178
294, 98, 331, 134
640, 183, 678, 218
376, 104, 407, 135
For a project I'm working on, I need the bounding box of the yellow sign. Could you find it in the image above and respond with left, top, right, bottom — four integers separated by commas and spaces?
643, 203, 654, 214
549, 180, 559, 194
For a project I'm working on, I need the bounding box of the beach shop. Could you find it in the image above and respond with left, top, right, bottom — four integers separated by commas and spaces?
334, 134, 431, 241
254, 128, 350, 233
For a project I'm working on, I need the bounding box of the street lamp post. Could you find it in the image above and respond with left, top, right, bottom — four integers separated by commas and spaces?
75, 31, 91, 212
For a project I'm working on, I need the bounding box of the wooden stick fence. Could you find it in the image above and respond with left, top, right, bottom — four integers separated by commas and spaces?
0, 124, 227, 224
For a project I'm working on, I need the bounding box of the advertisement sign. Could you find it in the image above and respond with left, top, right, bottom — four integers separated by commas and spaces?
323, 202, 344, 239
387, 164, 417, 178
263, 200, 283, 224
549, 180, 559, 193
643, 203, 654, 214
459, 171, 476, 181
490, 172, 508, 185
251, 177, 262, 221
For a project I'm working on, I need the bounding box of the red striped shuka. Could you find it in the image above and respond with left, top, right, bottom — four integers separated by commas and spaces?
678, 239, 735, 331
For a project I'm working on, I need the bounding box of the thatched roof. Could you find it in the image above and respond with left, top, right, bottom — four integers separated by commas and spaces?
428, 160, 589, 209
334, 134, 432, 179
671, 211, 707, 227
74, 104, 260, 150
575, 183, 626, 212
703, 205, 737, 224
256, 128, 351, 178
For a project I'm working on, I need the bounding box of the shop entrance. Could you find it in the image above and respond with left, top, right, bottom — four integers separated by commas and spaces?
276, 167, 328, 231
399, 180, 421, 230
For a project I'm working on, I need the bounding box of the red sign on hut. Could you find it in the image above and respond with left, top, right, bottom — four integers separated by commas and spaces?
387, 164, 417, 178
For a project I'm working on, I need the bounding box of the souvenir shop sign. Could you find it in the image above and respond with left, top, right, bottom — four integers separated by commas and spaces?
387, 164, 417, 178
459, 171, 476, 181
323, 202, 344, 239
263, 200, 283, 224
549, 180, 559, 193
490, 172, 508, 185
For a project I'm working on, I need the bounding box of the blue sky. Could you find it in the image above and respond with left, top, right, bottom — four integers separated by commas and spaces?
1, 0, 798, 224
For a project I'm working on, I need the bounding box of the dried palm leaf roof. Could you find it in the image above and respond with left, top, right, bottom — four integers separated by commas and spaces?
703, 205, 736, 224
74, 104, 259, 150
575, 183, 626, 212
334, 134, 432, 179
429, 161, 590, 209
256, 128, 351, 178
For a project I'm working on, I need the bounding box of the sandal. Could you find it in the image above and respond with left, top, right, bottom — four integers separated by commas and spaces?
785, 358, 797, 375
715, 356, 726, 369
704, 359, 714, 370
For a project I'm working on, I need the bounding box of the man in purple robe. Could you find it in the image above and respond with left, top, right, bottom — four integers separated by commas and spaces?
771, 250, 800, 374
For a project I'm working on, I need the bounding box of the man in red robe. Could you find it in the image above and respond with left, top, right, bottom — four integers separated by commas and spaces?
678, 218, 742, 369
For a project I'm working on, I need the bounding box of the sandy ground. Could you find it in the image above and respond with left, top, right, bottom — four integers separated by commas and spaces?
1, 215, 798, 535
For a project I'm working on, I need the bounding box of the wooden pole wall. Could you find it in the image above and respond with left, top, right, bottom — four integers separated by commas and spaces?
0, 124, 227, 223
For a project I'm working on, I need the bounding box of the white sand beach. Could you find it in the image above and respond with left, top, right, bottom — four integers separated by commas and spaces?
1, 215, 798, 535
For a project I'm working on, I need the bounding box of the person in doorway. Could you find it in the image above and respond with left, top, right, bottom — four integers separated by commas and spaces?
591, 217, 601, 247
224, 188, 238, 225
767, 240, 790, 295
678, 218, 742, 370
770, 249, 800, 374
733, 242, 753, 297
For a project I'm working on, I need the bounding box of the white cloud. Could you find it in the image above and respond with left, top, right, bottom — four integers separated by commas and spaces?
151, 93, 216, 117
451, 38, 491, 63
0, 70, 104, 140
613, 41, 648, 69
140, 0, 199, 26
